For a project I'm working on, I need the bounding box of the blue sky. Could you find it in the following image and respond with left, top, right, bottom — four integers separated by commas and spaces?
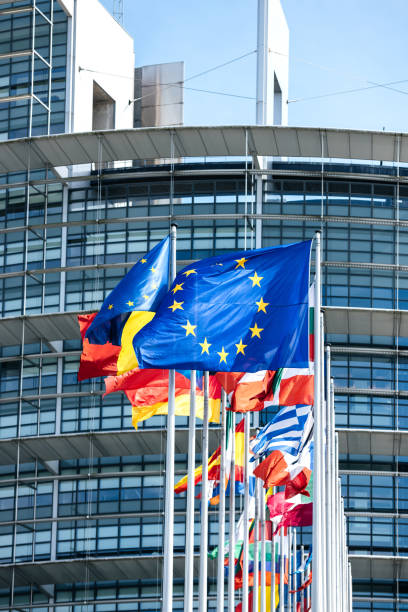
100, 0, 408, 132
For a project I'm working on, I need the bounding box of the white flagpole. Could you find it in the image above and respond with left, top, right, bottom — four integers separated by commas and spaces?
319, 312, 327, 610
334, 433, 341, 612
217, 389, 227, 612
253, 476, 259, 612
288, 528, 292, 612
184, 370, 197, 612
312, 230, 323, 611
300, 545, 305, 612
279, 528, 284, 612
162, 223, 177, 612
260, 482, 266, 612
348, 561, 352, 611
292, 528, 297, 611
271, 529, 276, 612
338, 480, 343, 612
325, 345, 332, 612
199, 371, 210, 612
228, 411, 236, 612
330, 376, 336, 612
242, 412, 250, 612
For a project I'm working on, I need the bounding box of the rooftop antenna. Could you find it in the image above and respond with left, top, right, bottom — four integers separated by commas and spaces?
113, 0, 124, 25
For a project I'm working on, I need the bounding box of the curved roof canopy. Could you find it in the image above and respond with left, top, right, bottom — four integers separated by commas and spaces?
0, 125, 407, 173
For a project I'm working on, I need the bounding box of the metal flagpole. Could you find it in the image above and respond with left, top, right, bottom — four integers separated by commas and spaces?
348, 561, 352, 611
319, 312, 327, 610
162, 223, 177, 612
300, 545, 305, 612
288, 528, 292, 612
217, 389, 227, 612
253, 474, 259, 612
260, 482, 266, 612
338, 480, 343, 612
199, 372, 210, 612
325, 346, 332, 612
334, 433, 341, 612
329, 377, 336, 612
279, 528, 284, 612
242, 412, 250, 612
184, 370, 197, 612
292, 529, 297, 612
228, 411, 236, 612
271, 529, 276, 612
312, 230, 322, 611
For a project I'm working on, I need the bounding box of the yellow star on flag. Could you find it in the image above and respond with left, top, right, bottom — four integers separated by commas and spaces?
249, 322, 263, 338
183, 269, 197, 277
235, 257, 248, 269
140, 259, 147, 264
126, 300, 134, 307
235, 339, 247, 355
150, 265, 156, 273
143, 294, 149, 301
249, 271, 263, 287
152, 282, 158, 289
108, 304, 113, 310
256, 297, 269, 313
199, 337, 211, 354
181, 320, 197, 337
168, 299, 184, 312
172, 283, 184, 294
217, 347, 229, 364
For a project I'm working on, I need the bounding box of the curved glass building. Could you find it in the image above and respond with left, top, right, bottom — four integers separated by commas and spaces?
0, 124, 408, 611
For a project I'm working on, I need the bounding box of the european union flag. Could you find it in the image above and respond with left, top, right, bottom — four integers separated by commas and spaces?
133, 240, 311, 373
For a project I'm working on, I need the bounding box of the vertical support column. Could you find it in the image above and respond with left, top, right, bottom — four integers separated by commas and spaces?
184, 370, 196, 612
279, 528, 284, 612
271, 529, 275, 612
253, 475, 259, 612
256, 0, 268, 125
216, 389, 227, 612
242, 412, 250, 612
260, 480, 266, 612
162, 224, 177, 612
228, 411, 236, 612
199, 371, 210, 612
312, 231, 322, 611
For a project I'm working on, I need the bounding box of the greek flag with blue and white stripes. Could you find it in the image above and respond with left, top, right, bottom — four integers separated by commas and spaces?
250, 404, 313, 460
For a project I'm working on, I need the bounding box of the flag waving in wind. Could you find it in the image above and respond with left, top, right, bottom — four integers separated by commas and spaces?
133, 240, 311, 373
78, 236, 170, 380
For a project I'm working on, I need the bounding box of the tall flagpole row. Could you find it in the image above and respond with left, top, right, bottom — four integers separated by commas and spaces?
162, 223, 177, 612
184, 370, 196, 612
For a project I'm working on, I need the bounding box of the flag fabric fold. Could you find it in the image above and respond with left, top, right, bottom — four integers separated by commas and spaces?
105, 369, 221, 428
133, 240, 312, 373
251, 405, 313, 461
217, 366, 314, 413
78, 236, 170, 380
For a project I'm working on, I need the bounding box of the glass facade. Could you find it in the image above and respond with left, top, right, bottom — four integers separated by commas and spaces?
0, 157, 407, 610
0, 0, 68, 140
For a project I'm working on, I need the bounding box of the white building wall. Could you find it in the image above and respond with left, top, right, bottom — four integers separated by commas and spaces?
59, 0, 135, 134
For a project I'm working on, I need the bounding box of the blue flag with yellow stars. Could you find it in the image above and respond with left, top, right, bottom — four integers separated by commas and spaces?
133, 240, 311, 373
84, 235, 170, 375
